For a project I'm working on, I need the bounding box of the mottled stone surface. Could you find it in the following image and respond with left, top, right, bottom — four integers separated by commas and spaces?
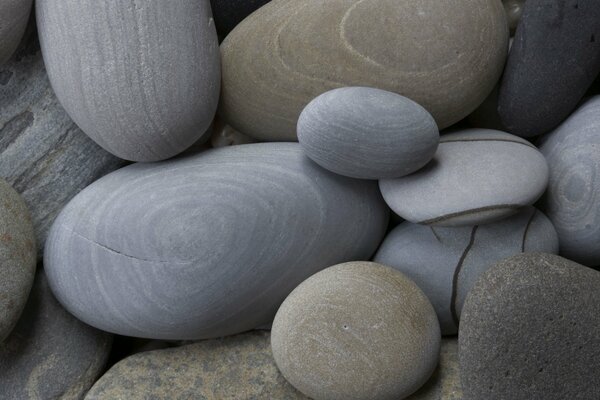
36, 0, 221, 161
0, 0, 33, 65
0, 178, 36, 341
379, 129, 549, 226
272, 262, 440, 400
211, 0, 270, 39
298, 87, 439, 179
460, 253, 600, 400
86, 331, 308, 400
220, 0, 508, 140
538, 96, 600, 267
0, 270, 112, 400
498, 0, 600, 137
44, 143, 388, 340
374, 207, 558, 335
0, 33, 125, 258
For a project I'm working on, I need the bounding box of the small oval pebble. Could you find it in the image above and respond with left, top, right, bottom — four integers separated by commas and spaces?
379, 129, 549, 226
374, 207, 559, 334
36, 0, 220, 161
44, 143, 388, 340
0, 0, 33, 65
503, 0, 525, 34
271, 261, 441, 400
298, 87, 439, 179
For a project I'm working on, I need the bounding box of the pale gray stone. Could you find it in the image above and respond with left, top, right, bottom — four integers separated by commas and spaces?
0, 0, 32, 65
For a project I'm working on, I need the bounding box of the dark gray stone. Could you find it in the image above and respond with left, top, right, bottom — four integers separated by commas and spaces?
459, 253, 600, 400
0, 0, 33, 65
210, 0, 270, 39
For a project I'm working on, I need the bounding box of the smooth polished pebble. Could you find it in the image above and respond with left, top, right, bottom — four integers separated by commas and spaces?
36, 0, 220, 161
0, 0, 33, 65
379, 129, 549, 226
503, 0, 526, 34
459, 253, 600, 400
0, 270, 112, 400
374, 207, 559, 335
44, 143, 389, 340
538, 96, 600, 266
298, 87, 439, 179
272, 262, 441, 400
220, 0, 508, 141
210, 0, 270, 39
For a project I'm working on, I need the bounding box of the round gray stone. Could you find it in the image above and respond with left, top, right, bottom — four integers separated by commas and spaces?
379, 129, 549, 226
0, 0, 32, 65
374, 207, 559, 335
36, 0, 221, 162
538, 96, 600, 267
459, 253, 600, 400
44, 143, 389, 340
298, 87, 439, 180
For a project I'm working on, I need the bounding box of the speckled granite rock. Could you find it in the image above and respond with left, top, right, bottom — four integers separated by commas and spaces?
459, 253, 600, 400
210, 0, 270, 39
220, 0, 508, 140
0, 270, 112, 400
0, 0, 33, 65
36, 0, 220, 161
86, 331, 308, 400
0, 178, 36, 342
0, 34, 125, 258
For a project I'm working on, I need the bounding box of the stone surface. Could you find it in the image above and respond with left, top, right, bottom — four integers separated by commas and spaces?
298, 87, 439, 179
459, 253, 600, 400
538, 96, 600, 266
0, 0, 33, 65
374, 207, 559, 335
211, 0, 270, 39
503, 0, 526, 34
36, 0, 221, 162
86, 331, 308, 400
498, 0, 600, 137
210, 117, 256, 148
0, 33, 125, 258
272, 261, 440, 400
379, 129, 549, 226
0, 270, 112, 400
220, 0, 508, 141
0, 178, 36, 341
44, 143, 389, 340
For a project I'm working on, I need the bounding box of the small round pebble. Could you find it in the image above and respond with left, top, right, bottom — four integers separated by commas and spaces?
298, 87, 439, 179
503, 0, 525, 33
271, 261, 441, 400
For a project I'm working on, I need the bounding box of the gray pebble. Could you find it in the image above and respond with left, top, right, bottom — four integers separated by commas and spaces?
0, 0, 32, 65
379, 129, 549, 226
298, 87, 439, 179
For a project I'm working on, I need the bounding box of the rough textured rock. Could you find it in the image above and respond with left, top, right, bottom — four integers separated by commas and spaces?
36, 0, 221, 161
298, 87, 439, 179
272, 261, 441, 400
0, 0, 33, 65
210, 0, 270, 39
374, 207, 559, 334
220, 0, 508, 141
0, 34, 125, 258
503, 0, 526, 34
498, 0, 600, 137
44, 143, 388, 340
459, 253, 600, 400
0, 270, 112, 400
0, 178, 36, 341
379, 129, 549, 226
86, 331, 308, 400
538, 96, 600, 266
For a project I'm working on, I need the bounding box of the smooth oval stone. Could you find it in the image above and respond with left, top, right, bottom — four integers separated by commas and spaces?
36, 0, 220, 162
0, 270, 112, 399
220, 0, 508, 141
503, 0, 525, 34
0, 178, 36, 341
210, 0, 270, 39
0, 32, 125, 258
538, 96, 600, 266
0, 0, 33, 65
498, 0, 600, 137
298, 87, 439, 180
374, 207, 559, 335
459, 253, 600, 400
86, 331, 308, 400
44, 143, 388, 340
379, 129, 549, 226
271, 261, 441, 400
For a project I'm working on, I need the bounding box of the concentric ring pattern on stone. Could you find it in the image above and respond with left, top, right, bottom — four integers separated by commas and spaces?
44, 143, 389, 340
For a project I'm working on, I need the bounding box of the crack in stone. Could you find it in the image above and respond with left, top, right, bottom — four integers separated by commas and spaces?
521, 208, 537, 252
450, 225, 478, 328
439, 137, 536, 149
419, 204, 523, 225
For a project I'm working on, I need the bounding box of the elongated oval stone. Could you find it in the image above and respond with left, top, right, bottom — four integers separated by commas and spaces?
379, 129, 549, 226
220, 0, 508, 141
298, 87, 439, 179
36, 0, 220, 162
0, 0, 33, 65
44, 143, 389, 340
